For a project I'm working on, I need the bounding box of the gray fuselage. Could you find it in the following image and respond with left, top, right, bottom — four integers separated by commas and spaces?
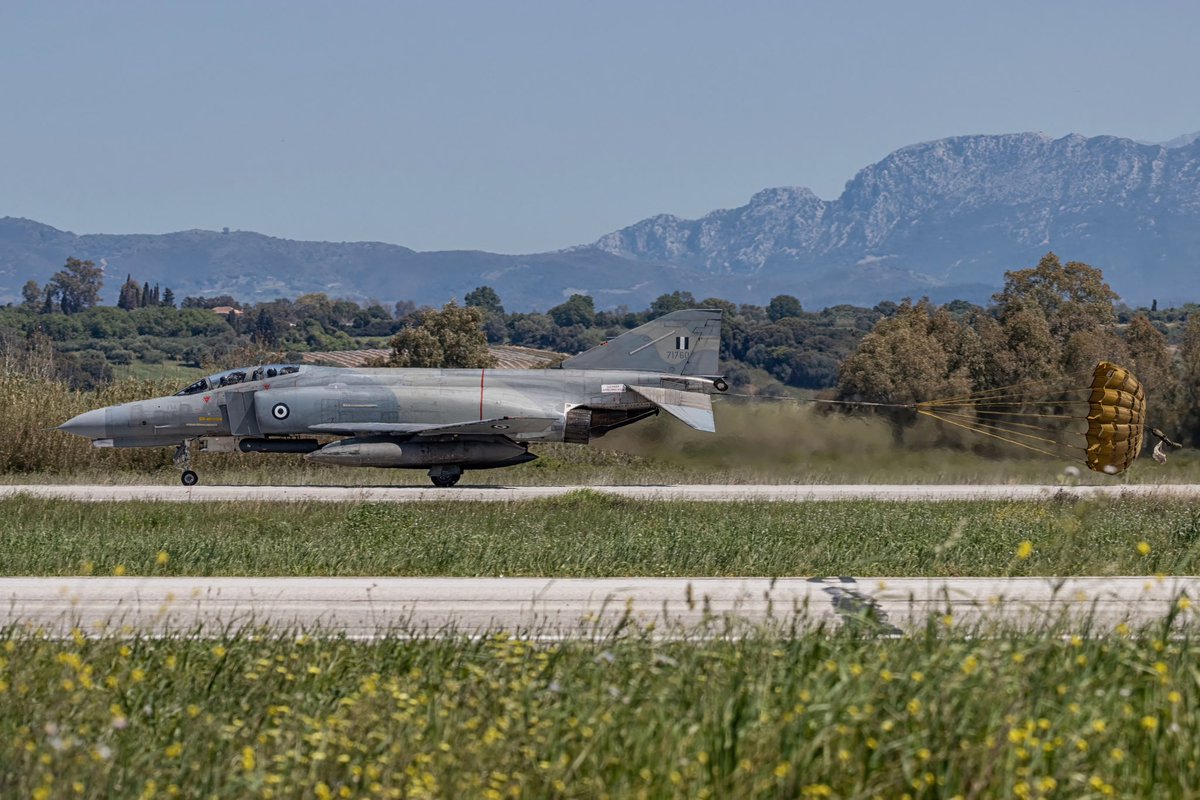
67, 365, 695, 446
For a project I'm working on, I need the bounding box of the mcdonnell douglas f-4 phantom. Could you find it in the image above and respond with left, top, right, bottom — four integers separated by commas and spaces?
58, 309, 727, 486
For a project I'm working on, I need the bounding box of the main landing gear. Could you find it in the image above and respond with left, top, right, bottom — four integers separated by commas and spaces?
174, 440, 199, 486
428, 465, 463, 488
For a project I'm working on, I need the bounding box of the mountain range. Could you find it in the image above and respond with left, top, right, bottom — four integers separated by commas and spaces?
3, 131, 1198, 310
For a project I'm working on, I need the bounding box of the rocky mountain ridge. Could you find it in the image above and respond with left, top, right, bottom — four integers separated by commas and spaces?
3, 130, 1198, 309
587, 132, 1200, 306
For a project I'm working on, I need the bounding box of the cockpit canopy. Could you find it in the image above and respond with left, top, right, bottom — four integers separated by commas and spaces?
175, 364, 302, 396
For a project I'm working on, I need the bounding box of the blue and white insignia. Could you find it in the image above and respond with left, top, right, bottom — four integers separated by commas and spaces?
674, 336, 690, 350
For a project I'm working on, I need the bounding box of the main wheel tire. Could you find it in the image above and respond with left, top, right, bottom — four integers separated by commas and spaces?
180, 470, 199, 487
430, 474, 461, 488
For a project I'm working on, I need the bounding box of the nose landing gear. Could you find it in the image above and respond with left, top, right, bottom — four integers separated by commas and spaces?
174, 440, 199, 486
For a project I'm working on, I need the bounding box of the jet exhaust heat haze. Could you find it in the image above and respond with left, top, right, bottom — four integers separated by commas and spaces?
58, 310, 728, 487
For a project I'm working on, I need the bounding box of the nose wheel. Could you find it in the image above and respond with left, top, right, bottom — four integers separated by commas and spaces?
174, 440, 199, 487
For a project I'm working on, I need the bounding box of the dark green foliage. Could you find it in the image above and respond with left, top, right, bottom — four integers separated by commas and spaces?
464, 285, 504, 314
548, 293, 595, 328
650, 290, 697, 317
20, 280, 41, 310
45, 257, 104, 314
767, 294, 803, 321
387, 301, 493, 368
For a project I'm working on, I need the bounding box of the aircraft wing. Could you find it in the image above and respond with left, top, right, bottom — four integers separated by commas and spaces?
627, 385, 715, 432
307, 417, 559, 437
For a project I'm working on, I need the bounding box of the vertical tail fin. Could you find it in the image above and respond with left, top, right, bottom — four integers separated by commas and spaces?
561, 309, 722, 375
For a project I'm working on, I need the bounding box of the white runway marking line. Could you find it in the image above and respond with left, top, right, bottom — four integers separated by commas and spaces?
2, 483, 1200, 503
2, 576, 1197, 637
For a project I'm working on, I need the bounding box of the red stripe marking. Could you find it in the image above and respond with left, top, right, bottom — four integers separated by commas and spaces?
479, 368, 486, 420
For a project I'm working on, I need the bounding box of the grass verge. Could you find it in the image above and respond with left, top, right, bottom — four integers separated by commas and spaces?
2, 622, 1196, 798
2, 495, 1199, 577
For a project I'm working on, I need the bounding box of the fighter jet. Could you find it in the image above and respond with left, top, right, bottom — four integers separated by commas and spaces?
58, 309, 727, 486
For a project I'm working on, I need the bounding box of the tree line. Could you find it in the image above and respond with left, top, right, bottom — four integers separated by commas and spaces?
3, 253, 1196, 451
2, 258, 890, 392
835, 253, 1200, 447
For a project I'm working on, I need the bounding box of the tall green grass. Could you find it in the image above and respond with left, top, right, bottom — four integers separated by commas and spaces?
2, 622, 1198, 798
2, 495, 1199, 577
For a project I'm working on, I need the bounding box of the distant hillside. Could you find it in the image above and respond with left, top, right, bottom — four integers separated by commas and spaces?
587, 132, 1200, 307
4, 130, 1199, 309
0, 218, 696, 311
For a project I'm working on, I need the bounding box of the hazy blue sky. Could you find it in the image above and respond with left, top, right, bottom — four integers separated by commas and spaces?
2, 1, 1197, 253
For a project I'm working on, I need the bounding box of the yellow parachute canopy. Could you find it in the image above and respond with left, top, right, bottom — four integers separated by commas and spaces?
1084, 361, 1145, 475
913, 361, 1149, 475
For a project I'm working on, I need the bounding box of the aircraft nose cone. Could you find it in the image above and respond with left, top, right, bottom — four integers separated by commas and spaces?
58, 409, 108, 439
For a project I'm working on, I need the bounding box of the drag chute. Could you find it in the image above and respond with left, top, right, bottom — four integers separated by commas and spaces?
913, 361, 1165, 475
1082, 362, 1146, 474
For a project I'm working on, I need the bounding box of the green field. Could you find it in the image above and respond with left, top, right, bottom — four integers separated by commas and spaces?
111, 360, 207, 383
2, 494, 1198, 578
2, 624, 1196, 799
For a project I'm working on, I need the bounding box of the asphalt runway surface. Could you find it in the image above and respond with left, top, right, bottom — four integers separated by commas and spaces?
3, 483, 1200, 503
3, 576, 1197, 637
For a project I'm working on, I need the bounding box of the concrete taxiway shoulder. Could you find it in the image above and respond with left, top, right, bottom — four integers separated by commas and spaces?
2, 576, 1196, 637
2, 483, 1199, 503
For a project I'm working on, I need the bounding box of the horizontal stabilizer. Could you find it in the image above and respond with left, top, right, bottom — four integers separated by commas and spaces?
627, 385, 715, 433
308, 417, 558, 438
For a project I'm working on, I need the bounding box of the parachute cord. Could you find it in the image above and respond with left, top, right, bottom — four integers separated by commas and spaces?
920, 389, 1094, 408
918, 407, 1083, 436
916, 376, 1085, 406
915, 408, 1076, 461
918, 407, 1081, 448
936, 407, 1089, 421
721, 392, 916, 410
922, 397, 1092, 409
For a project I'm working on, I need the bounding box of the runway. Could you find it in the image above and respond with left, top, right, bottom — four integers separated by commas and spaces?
3, 576, 1196, 637
2, 483, 1200, 503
